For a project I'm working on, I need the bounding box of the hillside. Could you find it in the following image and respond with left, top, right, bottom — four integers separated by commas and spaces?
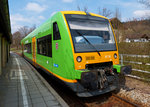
110, 18, 150, 42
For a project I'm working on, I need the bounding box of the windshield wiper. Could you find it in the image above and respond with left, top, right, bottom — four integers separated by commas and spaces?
76, 31, 101, 57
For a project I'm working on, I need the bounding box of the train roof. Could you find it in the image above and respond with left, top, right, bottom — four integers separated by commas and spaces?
61, 11, 108, 19
21, 11, 108, 44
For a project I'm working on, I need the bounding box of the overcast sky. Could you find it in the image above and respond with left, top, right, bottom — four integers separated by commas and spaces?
9, 0, 150, 33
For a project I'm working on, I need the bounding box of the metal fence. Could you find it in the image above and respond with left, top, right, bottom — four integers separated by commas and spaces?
119, 54, 150, 81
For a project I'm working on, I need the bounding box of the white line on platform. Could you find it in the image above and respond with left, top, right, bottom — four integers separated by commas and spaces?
15, 56, 28, 107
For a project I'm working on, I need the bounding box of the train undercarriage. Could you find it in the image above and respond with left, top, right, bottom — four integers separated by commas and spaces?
69, 62, 131, 97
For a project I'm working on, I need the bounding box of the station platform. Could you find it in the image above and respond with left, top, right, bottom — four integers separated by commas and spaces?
0, 52, 68, 107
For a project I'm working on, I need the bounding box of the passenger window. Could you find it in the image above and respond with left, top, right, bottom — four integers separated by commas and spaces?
37, 35, 52, 57
47, 35, 52, 57
24, 43, 31, 53
53, 22, 61, 40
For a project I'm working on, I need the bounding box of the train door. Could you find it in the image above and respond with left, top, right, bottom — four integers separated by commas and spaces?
46, 34, 53, 72
32, 37, 36, 66
52, 22, 62, 74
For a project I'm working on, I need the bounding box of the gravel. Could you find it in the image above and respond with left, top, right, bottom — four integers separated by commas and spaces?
117, 76, 150, 107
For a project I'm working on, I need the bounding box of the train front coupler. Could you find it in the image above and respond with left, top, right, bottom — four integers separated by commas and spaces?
113, 64, 132, 75
80, 68, 119, 90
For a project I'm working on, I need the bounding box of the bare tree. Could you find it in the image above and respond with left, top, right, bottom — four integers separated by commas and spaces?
114, 8, 121, 20
11, 25, 36, 50
138, 0, 150, 19
98, 7, 112, 17
76, 5, 88, 12
18, 26, 29, 38
112, 8, 122, 42
18, 25, 36, 38
138, 0, 150, 8
77, 5, 81, 11
83, 6, 88, 13
12, 31, 22, 49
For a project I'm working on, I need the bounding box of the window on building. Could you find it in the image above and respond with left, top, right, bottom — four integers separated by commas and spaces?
53, 22, 61, 40
37, 35, 52, 57
24, 43, 31, 53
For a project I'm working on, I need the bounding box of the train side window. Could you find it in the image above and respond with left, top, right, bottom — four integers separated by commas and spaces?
37, 39, 42, 55
37, 35, 52, 57
24, 45, 27, 53
47, 35, 52, 57
24, 43, 31, 54
42, 38, 46, 55
37, 37, 46, 55
53, 22, 61, 40
28, 43, 31, 53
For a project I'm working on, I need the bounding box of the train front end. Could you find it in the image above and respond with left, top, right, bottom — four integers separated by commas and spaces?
63, 12, 131, 97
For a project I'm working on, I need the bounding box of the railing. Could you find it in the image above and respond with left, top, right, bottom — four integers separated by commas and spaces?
119, 54, 150, 81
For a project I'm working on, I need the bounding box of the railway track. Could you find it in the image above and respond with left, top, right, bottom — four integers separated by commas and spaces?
109, 94, 139, 107
36, 67, 140, 107
78, 93, 140, 107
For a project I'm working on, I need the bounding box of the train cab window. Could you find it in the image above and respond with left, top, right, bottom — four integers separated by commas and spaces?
37, 35, 52, 57
53, 22, 61, 40
24, 43, 31, 53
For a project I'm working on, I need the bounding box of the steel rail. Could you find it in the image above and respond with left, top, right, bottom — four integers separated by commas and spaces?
112, 93, 140, 107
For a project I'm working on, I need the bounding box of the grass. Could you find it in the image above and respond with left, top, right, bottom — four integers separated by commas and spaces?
120, 57, 150, 81
131, 70, 150, 81
124, 62, 150, 72
10, 48, 22, 54
10, 48, 16, 51
122, 56, 150, 64
118, 42, 150, 55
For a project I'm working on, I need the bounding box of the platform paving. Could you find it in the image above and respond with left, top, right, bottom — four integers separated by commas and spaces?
0, 53, 68, 107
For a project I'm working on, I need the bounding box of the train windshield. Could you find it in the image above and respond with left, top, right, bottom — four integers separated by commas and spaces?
65, 14, 116, 52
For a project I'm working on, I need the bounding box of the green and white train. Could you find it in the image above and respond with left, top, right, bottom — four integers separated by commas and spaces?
21, 11, 131, 97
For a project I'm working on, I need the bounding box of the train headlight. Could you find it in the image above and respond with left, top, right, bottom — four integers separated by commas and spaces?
76, 56, 82, 62
114, 53, 117, 59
